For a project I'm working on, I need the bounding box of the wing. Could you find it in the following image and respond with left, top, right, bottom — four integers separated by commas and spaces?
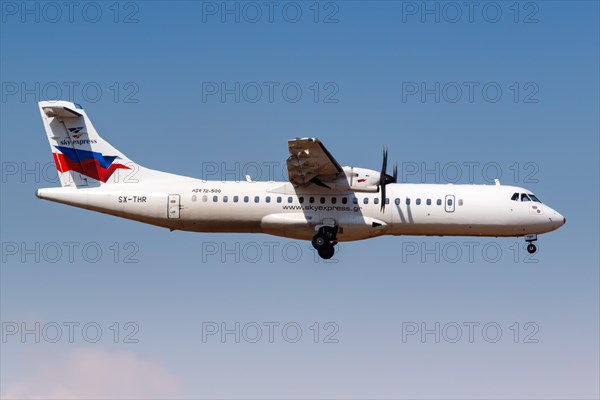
287, 138, 343, 187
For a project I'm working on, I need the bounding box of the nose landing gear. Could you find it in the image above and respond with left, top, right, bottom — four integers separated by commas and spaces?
525, 233, 538, 254
312, 226, 338, 259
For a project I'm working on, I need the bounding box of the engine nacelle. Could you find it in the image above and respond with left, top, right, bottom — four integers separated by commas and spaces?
341, 166, 381, 192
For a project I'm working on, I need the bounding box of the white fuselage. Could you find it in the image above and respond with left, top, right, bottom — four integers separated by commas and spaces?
36, 178, 565, 242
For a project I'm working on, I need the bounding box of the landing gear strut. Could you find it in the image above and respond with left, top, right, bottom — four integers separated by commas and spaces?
312, 226, 338, 259
525, 233, 537, 254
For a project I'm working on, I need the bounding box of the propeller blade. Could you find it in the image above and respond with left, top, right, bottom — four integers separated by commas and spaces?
393, 162, 398, 183
380, 146, 391, 212
381, 146, 388, 178
380, 181, 386, 212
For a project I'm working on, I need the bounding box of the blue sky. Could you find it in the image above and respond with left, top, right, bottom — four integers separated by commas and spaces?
1, 1, 598, 399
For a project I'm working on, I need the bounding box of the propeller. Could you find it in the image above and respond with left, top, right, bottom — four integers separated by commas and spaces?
379, 146, 397, 212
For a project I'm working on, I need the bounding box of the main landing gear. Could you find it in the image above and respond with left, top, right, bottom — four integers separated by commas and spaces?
525, 233, 537, 254
312, 226, 338, 259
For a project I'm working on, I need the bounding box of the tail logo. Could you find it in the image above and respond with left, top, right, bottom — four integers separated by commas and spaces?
53, 145, 131, 183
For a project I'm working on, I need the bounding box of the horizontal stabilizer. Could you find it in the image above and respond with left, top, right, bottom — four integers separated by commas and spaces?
41, 105, 83, 119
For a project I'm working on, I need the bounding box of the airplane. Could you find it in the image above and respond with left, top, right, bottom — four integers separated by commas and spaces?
35, 100, 566, 259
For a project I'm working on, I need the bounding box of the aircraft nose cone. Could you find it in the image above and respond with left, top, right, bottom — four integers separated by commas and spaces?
557, 211, 565, 225
551, 210, 566, 230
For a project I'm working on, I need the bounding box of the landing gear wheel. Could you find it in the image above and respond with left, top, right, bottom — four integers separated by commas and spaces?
527, 243, 537, 254
321, 226, 336, 241
312, 234, 327, 250
313, 226, 338, 259
318, 244, 335, 259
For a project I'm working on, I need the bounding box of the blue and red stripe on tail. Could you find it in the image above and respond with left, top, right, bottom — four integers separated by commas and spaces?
53, 145, 130, 183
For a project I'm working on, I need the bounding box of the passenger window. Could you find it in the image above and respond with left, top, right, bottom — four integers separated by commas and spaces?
309, 197, 315, 204
385, 198, 389, 205
287, 196, 293, 203
266, 196, 271, 203
299, 196, 304, 204
352, 197, 358, 204
213, 195, 218, 202
447, 198, 453, 206
202, 195, 208, 202
363, 198, 369, 204
223, 196, 228, 203
233, 196, 239, 203
254, 196, 260, 203
342, 197, 348, 204
406, 198, 411, 205
320, 197, 325, 204
521, 193, 531, 202
395, 198, 400, 205
511, 193, 519, 201
458, 199, 463, 206
243, 196, 249, 203
436, 199, 442, 206
374, 198, 379, 205
416, 198, 421, 205
331, 197, 337, 204
277, 196, 282, 203
426, 199, 431, 205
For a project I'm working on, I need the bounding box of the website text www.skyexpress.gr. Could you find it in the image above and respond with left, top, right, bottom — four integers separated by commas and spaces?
282, 205, 362, 212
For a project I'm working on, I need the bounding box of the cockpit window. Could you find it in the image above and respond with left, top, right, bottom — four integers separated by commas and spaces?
521, 193, 531, 202
529, 194, 541, 203
511, 193, 519, 201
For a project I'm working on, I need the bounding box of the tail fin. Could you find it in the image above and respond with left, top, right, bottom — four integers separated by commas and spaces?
39, 100, 139, 187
